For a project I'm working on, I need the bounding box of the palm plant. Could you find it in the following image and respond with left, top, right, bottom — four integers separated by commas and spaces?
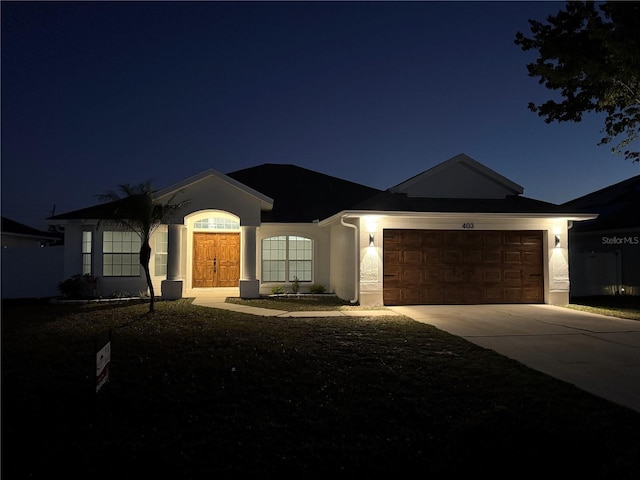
98, 181, 188, 313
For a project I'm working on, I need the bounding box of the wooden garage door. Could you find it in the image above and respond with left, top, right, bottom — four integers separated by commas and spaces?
383, 230, 543, 305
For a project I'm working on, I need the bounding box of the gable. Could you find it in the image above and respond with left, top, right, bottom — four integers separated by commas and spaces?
388, 153, 524, 199
155, 169, 273, 225
48, 169, 274, 225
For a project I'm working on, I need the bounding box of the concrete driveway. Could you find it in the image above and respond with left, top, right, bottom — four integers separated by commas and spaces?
389, 304, 640, 414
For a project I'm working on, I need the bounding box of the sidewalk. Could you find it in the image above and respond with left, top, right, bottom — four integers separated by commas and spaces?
191, 297, 400, 317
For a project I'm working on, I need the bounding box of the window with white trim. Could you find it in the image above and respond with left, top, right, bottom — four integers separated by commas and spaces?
262, 235, 312, 282
82, 231, 92, 275
154, 231, 168, 277
194, 217, 240, 230
103, 231, 141, 277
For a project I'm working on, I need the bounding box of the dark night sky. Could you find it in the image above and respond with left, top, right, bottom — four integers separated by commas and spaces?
2, 1, 638, 229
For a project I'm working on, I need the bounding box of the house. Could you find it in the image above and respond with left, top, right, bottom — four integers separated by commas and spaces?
562, 174, 640, 297
46, 154, 597, 306
1, 216, 64, 299
1, 216, 61, 248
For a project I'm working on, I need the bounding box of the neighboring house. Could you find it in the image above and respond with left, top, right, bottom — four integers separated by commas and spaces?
1, 216, 61, 248
1, 216, 64, 298
562, 174, 640, 297
46, 154, 596, 306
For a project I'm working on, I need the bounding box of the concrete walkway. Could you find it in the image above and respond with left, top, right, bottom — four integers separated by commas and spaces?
191, 295, 399, 317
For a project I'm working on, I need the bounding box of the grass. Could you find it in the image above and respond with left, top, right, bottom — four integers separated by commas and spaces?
2, 297, 640, 478
566, 295, 640, 321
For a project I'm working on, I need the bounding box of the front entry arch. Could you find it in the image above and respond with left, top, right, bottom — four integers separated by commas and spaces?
192, 232, 240, 287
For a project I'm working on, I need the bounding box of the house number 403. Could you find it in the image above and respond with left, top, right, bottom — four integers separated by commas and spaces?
462, 223, 474, 229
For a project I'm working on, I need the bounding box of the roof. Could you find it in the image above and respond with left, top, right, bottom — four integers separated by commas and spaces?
349, 190, 588, 215
562, 174, 640, 232
227, 164, 382, 222
47, 196, 133, 222
45, 159, 599, 225
1, 216, 62, 241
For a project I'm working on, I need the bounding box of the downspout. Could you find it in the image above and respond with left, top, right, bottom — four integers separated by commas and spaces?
341, 215, 359, 304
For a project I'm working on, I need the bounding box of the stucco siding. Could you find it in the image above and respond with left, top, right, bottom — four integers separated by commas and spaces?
256, 223, 330, 294
329, 219, 357, 302
165, 175, 265, 226
62, 224, 87, 280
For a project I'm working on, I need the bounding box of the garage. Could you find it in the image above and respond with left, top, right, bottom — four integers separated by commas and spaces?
383, 229, 544, 305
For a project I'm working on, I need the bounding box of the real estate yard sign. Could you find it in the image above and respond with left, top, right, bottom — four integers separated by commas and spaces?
96, 331, 112, 393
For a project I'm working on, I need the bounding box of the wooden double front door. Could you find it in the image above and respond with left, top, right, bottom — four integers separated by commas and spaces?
192, 233, 240, 288
383, 229, 544, 305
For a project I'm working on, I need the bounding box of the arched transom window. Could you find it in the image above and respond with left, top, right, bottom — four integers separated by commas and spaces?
262, 235, 312, 282
193, 217, 240, 230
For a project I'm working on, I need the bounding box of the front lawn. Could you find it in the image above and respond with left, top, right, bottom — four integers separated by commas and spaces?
567, 295, 640, 321
2, 299, 640, 478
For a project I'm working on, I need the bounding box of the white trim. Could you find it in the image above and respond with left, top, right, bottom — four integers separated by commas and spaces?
319, 210, 599, 227
154, 168, 274, 210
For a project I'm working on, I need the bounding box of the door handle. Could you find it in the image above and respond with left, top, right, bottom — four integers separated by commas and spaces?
213, 257, 217, 273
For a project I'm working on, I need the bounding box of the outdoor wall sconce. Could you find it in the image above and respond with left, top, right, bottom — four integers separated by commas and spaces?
369, 233, 375, 247
555, 234, 561, 248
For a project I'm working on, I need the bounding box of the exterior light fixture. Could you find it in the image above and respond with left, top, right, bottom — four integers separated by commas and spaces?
555, 234, 561, 248
369, 233, 375, 247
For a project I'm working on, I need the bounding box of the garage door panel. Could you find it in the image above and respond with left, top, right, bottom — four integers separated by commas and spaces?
503, 270, 523, 285
483, 232, 502, 245
443, 231, 464, 244
523, 251, 541, 263
464, 250, 483, 263
463, 285, 483, 303
401, 230, 424, 246
523, 234, 542, 245
504, 232, 524, 245
399, 286, 425, 304
483, 251, 501, 263
483, 269, 502, 283
423, 269, 442, 282
443, 268, 458, 282
443, 286, 464, 303
504, 288, 524, 302
424, 247, 442, 263
523, 287, 543, 302
384, 287, 401, 304
443, 249, 463, 262
484, 287, 504, 302
402, 250, 422, 264
383, 229, 544, 305
421, 232, 443, 247
504, 251, 523, 263
423, 286, 444, 303
401, 268, 423, 283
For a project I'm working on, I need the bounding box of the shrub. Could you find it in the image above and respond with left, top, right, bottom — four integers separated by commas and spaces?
291, 276, 300, 294
57, 274, 98, 299
309, 284, 326, 294
112, 290, 132, 298
271, 286, 285, 295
